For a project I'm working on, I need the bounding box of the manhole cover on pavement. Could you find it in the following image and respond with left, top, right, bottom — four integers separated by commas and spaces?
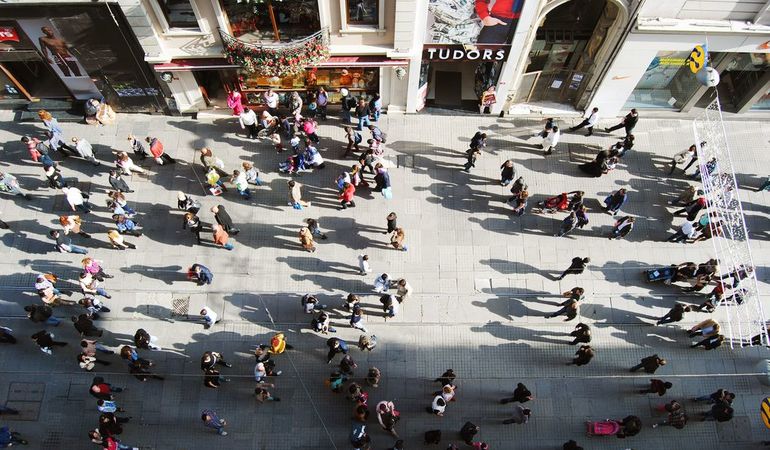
3, 401, 41, 421
8, 382, 45, 401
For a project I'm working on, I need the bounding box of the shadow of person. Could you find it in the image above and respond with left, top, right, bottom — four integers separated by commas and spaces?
120, 265, 184, 285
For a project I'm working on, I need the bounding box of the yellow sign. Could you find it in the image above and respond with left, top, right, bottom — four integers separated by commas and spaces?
688, 45, 706, 73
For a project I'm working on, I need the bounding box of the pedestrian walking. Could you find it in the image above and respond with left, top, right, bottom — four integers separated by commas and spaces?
344, 126, 363, 158
349, 306, 368, 333
609, 216, 635, 240
339, 354, 357, 376
604, 109, 638, 136
460, 422, 479, 445
366, 367, 381, 386
688, 319, 720, 338
666, 220, 697, 243
603, 188, 628, 215
500, 160, 515, 185
299, 226, 316, 252
79, 272, 112, 299
543, 126, 560, 155
239, 107, 258, 138
652, 403, 687, 429
630, 354, 667, 373
670, 143, 703, 175
395, 279, 412, 302
380, 294, 400, 319
301, 294, 326, 314
702, 400, 733, 422
144, 136, 175, 165
545, 290, 582, 321
463, 147, 481, 172
569, 323, 591, 345
569, 107, 599, 136
568, 345, 594, 366
556, 212, 578, 237
50, 229, 88, 254
374, 273, 392, 293
0, 427, 29, 446
673, 197, 706, 222
31, 330, 67, 355
43, 162, 66, 189
183, 212, 204, 244
72, 314, 103, 337
210, 205, 239, 235
127, 134, 150, 160
428, 395, 446, 416
0, 172, 30, 201
108, 170, 132, 193
376, 401, 400, 437
639, 379, 673, 396
355, 99, 370, 131
390, 227, 407, 251
656, 304, 691, 325
385, 212, 397, 234
61, 186, 91, 213
107, 230, 136, 250
502, 405, 531, 424
201, 409, 228, 436
500, 383, 533, 404
24, 304, 61, 327
212, 224, 234, 250
288, 180, 311, 208
326, 337, 349, 364
71, 137, 100, 165
691, 334, 725, 350
79, 296, 110, 319
89, 376, 123, 401
358, 334, 377, 352
693, 389, 735, 404
199, 306, 219, 329
358, 254, 371, 275
255, 386, 280, 403
339, 182, 356, 209
134, 328, 160, 350
557, 257, 589, 280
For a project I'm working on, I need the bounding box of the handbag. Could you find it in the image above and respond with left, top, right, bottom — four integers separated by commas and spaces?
209, 186, 223, 196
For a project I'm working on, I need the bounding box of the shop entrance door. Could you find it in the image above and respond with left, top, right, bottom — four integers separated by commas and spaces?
513, 0, 619, 108
434, 71, 461, 107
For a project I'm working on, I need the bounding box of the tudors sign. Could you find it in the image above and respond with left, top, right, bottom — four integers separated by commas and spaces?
423, 45, 510, 62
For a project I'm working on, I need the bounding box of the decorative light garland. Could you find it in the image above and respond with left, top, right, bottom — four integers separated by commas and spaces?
219, 28, 330, 77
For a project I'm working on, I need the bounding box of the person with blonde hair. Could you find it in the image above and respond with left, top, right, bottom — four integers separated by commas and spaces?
390, 227, 407, 251
38, 109, 77, 156
107, 230, 136, 250
299, 226, 315, 252
242, 161, 263, 185
115, 152, 145, 175
60, 215, 90, 238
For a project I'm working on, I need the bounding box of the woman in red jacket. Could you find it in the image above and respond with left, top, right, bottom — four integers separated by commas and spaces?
339, 182, 356, 209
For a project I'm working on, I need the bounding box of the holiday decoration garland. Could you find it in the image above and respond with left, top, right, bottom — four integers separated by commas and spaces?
219, 28, 330, 77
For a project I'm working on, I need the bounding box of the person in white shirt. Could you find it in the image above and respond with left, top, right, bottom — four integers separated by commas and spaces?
71, 137, 99, 165
304, 143, 325, 168
542, 126, 561, 156
231, 170, 250, 200
569, 107, 599, 136
358, 254, 371, 275
263, 89, 279, 115
374, 273, 391, 293
239, 108, 258, 139
200, 306, 219, 329
62, 186, 91, 213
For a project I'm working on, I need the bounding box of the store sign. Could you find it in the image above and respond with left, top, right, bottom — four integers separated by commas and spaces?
423, 45, 509, 61
0, 27, 20, 43
687, 44, 707, 74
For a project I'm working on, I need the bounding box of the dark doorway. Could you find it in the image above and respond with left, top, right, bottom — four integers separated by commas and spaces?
3, 60, 70, 99
434, 71, 462, 107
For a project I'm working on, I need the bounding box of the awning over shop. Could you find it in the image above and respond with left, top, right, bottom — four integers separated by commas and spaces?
153, 58, 240, 72
154, 56, 408, 72
317, 56, 408, 67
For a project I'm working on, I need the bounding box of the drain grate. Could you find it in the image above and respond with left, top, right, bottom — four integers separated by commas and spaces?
5, 382, 45, 421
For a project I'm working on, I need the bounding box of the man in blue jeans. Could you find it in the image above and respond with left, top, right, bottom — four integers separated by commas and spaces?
50, 230, 88, 254
191, 264, 213, 285
201, 409, 227, 436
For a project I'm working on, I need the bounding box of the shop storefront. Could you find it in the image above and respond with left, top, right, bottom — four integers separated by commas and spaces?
592, 31, 770, 116
0, 4, 164, 112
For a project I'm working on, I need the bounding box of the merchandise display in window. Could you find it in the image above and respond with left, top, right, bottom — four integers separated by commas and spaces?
346, 0, 378, 26
238, 67, 379, 106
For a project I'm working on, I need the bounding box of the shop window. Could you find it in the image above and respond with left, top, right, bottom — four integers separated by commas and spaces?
153, 0, 201, 30
239, 67, 379, 105
340, 0, 384, 31
623, 51, 703, 110
751, 89, 770, 110
220, 0, 320, 42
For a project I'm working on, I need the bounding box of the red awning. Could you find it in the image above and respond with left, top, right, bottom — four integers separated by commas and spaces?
153, 58, 240, 72
316, 56, 408, 67
153, 56, 408, 72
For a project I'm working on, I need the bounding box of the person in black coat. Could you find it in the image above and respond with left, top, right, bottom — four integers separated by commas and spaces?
211, 204, 239, 235
604, 108, 639, 136
72, 314, 103, 337
108, 170, 132, 193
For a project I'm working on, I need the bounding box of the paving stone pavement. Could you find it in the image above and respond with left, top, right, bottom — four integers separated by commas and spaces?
0, 108, 768, 450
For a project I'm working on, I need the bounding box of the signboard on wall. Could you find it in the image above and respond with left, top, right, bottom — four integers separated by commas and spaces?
422, 45, 510, 61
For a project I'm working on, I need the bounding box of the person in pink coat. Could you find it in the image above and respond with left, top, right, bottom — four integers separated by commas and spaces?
226, 90, 244, 116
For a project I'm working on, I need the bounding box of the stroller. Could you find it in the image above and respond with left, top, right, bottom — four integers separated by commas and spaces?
586, 420, 622, 436
532, 192, 570, 214
644, 266, 677, 284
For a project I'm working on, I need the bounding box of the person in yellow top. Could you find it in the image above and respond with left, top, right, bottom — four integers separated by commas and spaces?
269, 332, 294, 354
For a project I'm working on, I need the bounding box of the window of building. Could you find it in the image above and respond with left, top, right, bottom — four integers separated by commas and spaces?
339, 0, 384, 32
154, 0, 200, 30
623, 51, 703, 110
220, 0, 320, 42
